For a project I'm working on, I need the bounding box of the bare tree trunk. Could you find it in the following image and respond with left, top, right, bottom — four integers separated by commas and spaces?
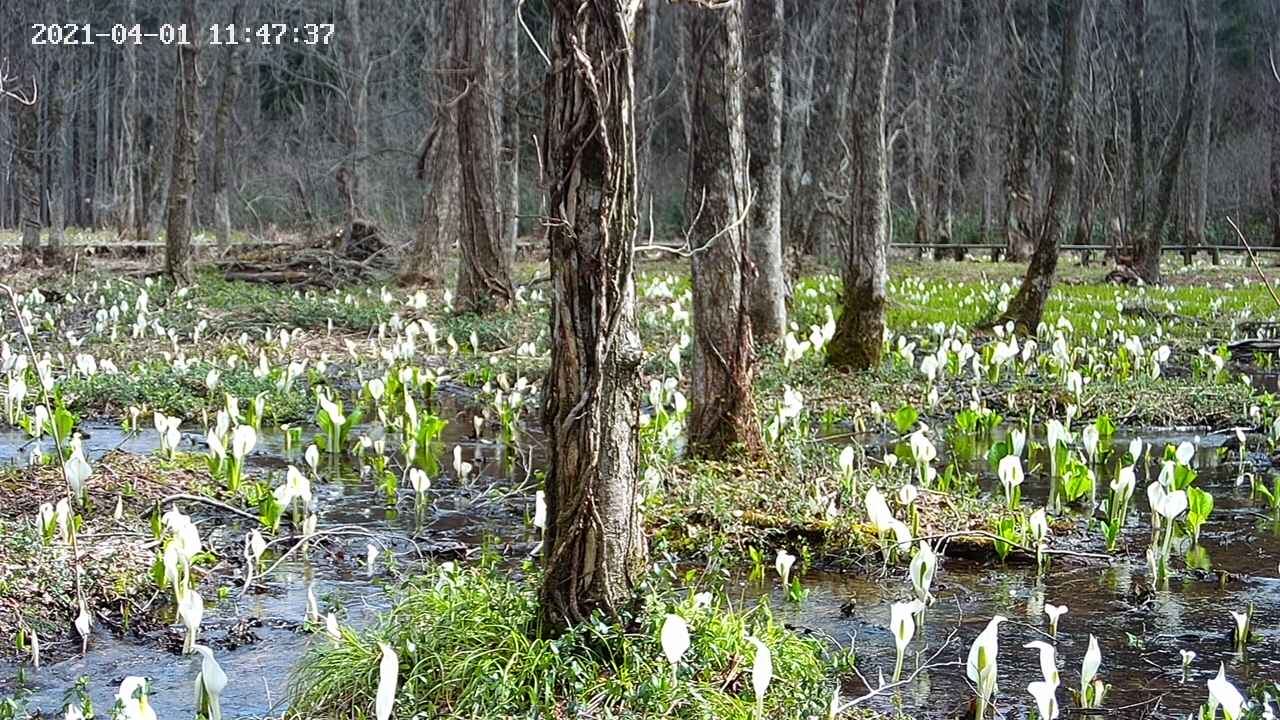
1272, 67, 1280, 247
139, 113, 170, 244
165, 0, 200, 285
16, 94, 41, 266
337, 0, 369, 253
997, 0, 1086, 333
745, 0, 786, 344
1195, 4, 1215, 251
212, 1, 245, 247
684, 1, 761, 459
1133, 9, 1200, 284
635, 0, 659, 240
540, 0, 646, 635
826, 0, 895, 372
781, 27, 813, 260
499, 0, 521, 261
452, 0, 515, 312
1003, 2, 1036, 262
1127, 0, 1147, 250
120, 0, 138, 238
46, 58, 66, 263
402, 11, 458, 287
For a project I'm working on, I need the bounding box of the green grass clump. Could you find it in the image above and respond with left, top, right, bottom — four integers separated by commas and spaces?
289, 561, 839, 719
61, 360, 312, 421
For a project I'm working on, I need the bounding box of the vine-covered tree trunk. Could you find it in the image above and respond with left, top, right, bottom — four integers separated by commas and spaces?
165, 0, 200, 285
452, 0, 514, 313
212, 1, 245, 248
997, 0, 1085, 332
540, 0, 646, 635
745, 0, 786, 344
1132, 9, 1200, 284
685, 1, 761, 458
826, 0, 895, 372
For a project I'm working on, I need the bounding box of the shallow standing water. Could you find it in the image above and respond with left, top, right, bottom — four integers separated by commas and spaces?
761, 427, 1280, 718
1, 415, 1276, 718
0, 398, 540, 718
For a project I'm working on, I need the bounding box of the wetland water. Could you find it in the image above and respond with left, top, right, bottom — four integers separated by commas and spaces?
1, 412, 1276, 718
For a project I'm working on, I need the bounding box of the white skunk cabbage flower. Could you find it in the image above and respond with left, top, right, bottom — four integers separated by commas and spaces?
193, 644, 228, 720
116, 676, 157, 720
375, 641, 400, 720
660, 614, 691, 681
747, 636, 773, 717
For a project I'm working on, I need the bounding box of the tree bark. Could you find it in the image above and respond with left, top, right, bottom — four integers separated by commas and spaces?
46, 57, 66, 263
635, 0, 659, 241
402, 10, 458, 287
499, 0, 521, 262
212, 2, 245, 247
139, 113, 170, 244
165, 0, 200, 285
1133, 8, 1200, 283
452, 0, 515, 313
1272, 62, 1280, 247
684, 1, 761, 459
1127, 0, 1147, 248
16, 93, 41, 266
540, 0, 646, 635
997, 0, 1086, 333
1003, 1, 1036, 262
120, 0, 139, 238
744, 0, 786, 344
1195, 4, 1215, 251
780, 20, 814, 260
337, 0, 369, 254
826, 0, 895, 371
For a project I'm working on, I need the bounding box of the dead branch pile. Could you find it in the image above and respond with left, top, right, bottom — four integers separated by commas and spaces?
218, 220, 393, 288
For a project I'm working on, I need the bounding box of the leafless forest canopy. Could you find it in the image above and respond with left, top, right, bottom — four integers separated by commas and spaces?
0, 0, 1278, 255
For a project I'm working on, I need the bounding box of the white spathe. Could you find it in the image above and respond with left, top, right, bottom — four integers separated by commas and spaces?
375, 641, 399, 720
660, 613, 691, 669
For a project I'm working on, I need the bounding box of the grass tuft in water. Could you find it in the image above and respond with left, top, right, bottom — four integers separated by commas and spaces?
288, 559, 842, 719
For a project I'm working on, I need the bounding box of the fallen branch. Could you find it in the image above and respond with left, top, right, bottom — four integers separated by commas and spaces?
836, 629, 962, 711
1226, 215, 1280, 312
158, 493, 260, 522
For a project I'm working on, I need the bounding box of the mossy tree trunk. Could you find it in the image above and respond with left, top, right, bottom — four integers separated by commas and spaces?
452, 0, 514, 313
165, 0, 200, 285
826, 0, 895, 372
684, 1, 761, 458
745, 0, 787, 345
539, 0, 646, 635
997, 0, 1086, 333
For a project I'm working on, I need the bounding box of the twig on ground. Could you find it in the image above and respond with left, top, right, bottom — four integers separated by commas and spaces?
1226, 216, 1280, 311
